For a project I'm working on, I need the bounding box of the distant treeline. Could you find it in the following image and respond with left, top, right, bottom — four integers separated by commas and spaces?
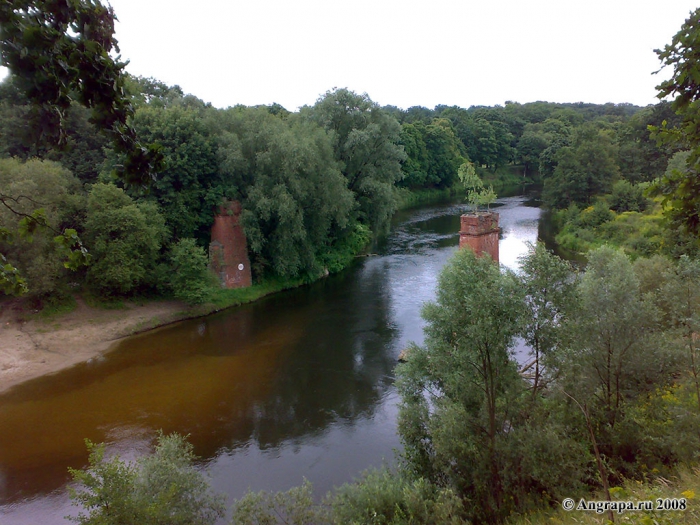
0, 75, 685, 303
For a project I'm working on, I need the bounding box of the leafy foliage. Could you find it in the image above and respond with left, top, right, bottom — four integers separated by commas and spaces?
0, 0, 163, 186
231, 480, 323, 525
396, 249, 525, 522
303, 88, 406, 235
608, 179, 649, 213
230, 469, 466, 525
128, 103, 223, 242
649, 8, 700, 234
0, 157, 88, 296
329, 469, 466, 525
169, 238, 215, 305
518, 243, 576, 396
217, 107, 355, 278
543, 125, 619, 208
457, 161, 496, 211
83, 184, 167, 296
68, 432, 225, 525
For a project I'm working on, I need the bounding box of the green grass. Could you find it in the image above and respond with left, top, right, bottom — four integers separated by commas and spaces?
82, 293, 127, 310
206, 275, 310, 311
36, 293, 77, 319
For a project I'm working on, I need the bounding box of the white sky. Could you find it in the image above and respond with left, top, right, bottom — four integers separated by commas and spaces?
3, 1, 699, 111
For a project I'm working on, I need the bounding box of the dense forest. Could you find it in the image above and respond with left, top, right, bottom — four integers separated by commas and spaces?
0, 73, 693, 306
4, 1, 700, 524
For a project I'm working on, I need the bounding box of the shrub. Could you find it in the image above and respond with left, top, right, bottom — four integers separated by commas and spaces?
231, 480, 325, 525
68, 432, 225, 525
169, 238, 216, 304
609, 179, 649, 212
83, 184, 167, 296
329, 468, 466, 525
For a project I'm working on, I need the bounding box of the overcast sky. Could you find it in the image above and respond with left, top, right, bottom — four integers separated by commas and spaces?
4, 1, 700, 111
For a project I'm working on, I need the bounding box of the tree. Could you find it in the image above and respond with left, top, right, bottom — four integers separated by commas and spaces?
650, 8, 700, 234
125, 75, 185, 108
83, 184, 167, 296
565, 247, 659, 428
169, 238, 214, 305
464, 109, 515, 170
422, 119, 464, 188
396, 249, 525, 522
128, 104, 223, 243
69, 432, 225, 525
555, 247, 687, 484
542, 126, 619, 208
0, 0, 163, 186
536, 118, 573, 179
616, 103, 679, 184
608, 179, 649, 213
217, 107, 354, 278
457, 161, 496, 212
660, 256, 700, 412
303, 88, 406, 234
0, 77, 110, 184
0, 157, 87, 297
399, 119, 465, 190
516, 129, 548, 179
398, 122, 431, 188
518, 243, 576, 398
0, 0, 164, 294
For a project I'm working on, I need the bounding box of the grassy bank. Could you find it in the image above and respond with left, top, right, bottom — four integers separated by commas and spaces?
551, 199, 699, 260
23, 183, 491, 332
203, 274, 312, 311
186, 185, 460, 316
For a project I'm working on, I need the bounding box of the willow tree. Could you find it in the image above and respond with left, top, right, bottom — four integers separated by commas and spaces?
216, 107, 355, 278
303, 88, 406, 235
396, 249, 524, 522
518, 243, 576, 398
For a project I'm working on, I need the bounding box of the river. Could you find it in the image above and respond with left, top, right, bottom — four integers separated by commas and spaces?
0, 191, 542, 524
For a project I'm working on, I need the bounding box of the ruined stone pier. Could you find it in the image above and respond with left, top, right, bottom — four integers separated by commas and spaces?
459, 212, 499, 263
209, 201, 252, 289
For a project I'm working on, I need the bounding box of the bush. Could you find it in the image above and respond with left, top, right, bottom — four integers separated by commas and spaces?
578, 201, 614, 228
329, 468, 466, 525
231, 480, 325, 525
609, 180, 649, 212
0, 158, 85, 297
169, 238, 216, 304
317, 222, 371, 274
68, 432, 225, 525
84, 184, 167, 296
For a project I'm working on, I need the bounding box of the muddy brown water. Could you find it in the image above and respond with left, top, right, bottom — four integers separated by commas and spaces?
0, 193, 543, 524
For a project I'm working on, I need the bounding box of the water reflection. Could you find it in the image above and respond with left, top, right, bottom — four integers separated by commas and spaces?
0, 192, 542, 524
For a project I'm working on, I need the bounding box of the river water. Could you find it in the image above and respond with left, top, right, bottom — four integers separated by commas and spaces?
0, 192, 541, 524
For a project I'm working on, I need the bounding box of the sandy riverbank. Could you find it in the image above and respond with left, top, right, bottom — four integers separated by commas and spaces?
0, 297, 191, 395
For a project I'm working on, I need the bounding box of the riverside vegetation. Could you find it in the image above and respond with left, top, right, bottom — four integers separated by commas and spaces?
66, 246, 700, 525
2, 63, 698, 306
4, 2, 700, 524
